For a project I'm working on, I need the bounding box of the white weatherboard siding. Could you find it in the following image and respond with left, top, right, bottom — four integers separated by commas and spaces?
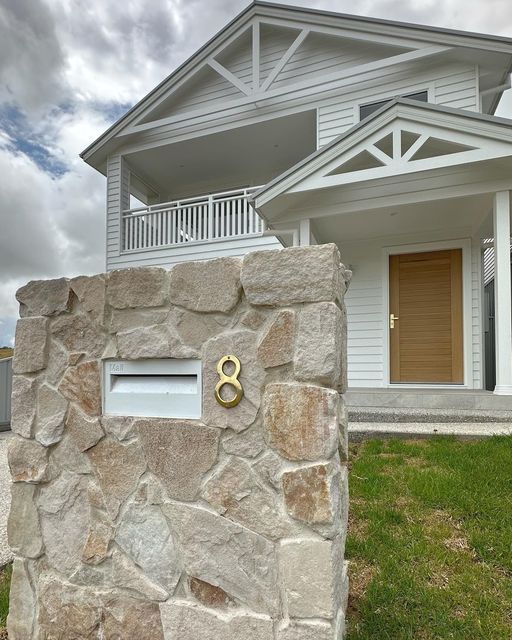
318, 62, 478, 147
106, 155, 130, 270
340, 234, 482, 389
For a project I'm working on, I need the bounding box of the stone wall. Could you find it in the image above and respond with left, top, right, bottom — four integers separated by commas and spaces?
7, 244, 351, 639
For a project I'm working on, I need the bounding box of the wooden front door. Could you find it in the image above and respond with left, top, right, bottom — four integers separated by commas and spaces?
389, 249, 463, 384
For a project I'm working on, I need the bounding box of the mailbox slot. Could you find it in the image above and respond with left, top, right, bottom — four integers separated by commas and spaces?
103, 359, 202, 419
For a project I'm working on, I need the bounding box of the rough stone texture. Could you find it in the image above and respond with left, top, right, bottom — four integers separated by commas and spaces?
203, 330, 265, 431
169, 257, 242, 313
51, 313, 106, 358
112, 549, 169, 601
107, 266, 170, 309
241, 244, 342, 306
276, 617, 343, 640
116, 503, 181, 593
8, 247, 349, 638
283, 463, 334, 524
295, 302, 343, 388
188, 577, 234, 609
87, 437, 146, 517
16, 277, 71, 317
257, 309, 295, 368
222, 423, 265, 458
163, 502, 279, 615
117, 323, 197, 359
280, 539, 343, 618
10, 375, 36, 438
110, 307, 169, 333
6, 559, 36, 639
70, 274, 107, 326
59, 360, 101, 416
8, 483, 43, 558
12, 317, 48, 373
264, 383, 339, 461
35, 384, 68, 446
138, 419, 219, 501
66, 404, 104, 452
160, 600, 274, 640
203, 457, 296, 540
8, 437, 49, 483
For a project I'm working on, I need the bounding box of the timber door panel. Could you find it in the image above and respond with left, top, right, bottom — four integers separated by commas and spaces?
389, 249, 463, 384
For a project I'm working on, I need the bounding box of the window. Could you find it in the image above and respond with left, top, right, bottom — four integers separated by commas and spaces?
359, 91, 428, 121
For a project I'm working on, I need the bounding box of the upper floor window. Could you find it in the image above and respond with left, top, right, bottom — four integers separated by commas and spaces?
359, 91, 428, 121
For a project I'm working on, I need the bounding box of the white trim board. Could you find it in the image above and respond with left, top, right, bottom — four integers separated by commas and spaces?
381, 238, 473, 388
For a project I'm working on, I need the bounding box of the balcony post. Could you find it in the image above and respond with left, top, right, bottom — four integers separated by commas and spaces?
207, 195, 214, 240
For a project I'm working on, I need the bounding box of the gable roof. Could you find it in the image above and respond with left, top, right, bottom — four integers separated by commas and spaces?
80, 1, 512, 168
251, 98, 512, 218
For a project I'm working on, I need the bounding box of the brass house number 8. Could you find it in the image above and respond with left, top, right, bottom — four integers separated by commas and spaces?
214, 355, 244, 408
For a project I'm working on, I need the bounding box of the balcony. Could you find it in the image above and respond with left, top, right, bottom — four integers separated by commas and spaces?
121, 187, 265, 253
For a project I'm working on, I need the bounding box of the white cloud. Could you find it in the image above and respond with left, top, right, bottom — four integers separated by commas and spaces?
0, 0, 511, 347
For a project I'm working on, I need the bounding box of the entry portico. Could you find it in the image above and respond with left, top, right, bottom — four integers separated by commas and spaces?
253, 99, 512, 394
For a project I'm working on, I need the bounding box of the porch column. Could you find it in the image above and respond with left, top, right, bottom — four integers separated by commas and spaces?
299, 218, 311, 246
493, 191, 512, 394
106, 154, 130, 264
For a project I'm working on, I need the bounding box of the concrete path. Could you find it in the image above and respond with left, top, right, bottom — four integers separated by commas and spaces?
0, 432, 12, 567
349, 422, 512, 440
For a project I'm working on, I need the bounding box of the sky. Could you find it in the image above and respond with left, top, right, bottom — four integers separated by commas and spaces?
1, 0, 512, 346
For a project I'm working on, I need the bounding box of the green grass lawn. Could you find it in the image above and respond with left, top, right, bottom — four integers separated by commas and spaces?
0, 563, 11, 636
346, 436, 512, 640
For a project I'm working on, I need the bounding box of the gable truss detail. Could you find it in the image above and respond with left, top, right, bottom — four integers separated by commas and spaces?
125, 18, 453, 136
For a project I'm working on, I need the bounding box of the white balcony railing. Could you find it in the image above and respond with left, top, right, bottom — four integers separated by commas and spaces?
121, 187, 265, 253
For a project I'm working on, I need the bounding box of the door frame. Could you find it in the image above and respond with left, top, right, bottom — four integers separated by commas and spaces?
382, 238, 473, 388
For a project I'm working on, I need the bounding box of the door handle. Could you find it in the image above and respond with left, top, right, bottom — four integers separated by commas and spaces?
390, 313, 399, 329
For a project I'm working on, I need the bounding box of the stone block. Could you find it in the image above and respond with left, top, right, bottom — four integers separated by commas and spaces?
276, 618, 340, 640
222, 423, 265, 458
87, 437, 146, 517
102, 596, 165, 640
137, 419, 219, 501
241, 244, 342, 306
7, 559, 36, 639
279, 539, 343, 619
107, 266, 170, 309
8, 483, 44, 558
162, 502, 279, 615
169, 257, 242, 313
16, 277, 71, 317
202, 330, 265, 432
81, 519, 113, 565
70, 274, 106, 325
66, 405, 104, 452
160, 600, 274, 640
168, 307, 231, 349
117, 323, 197, 359
51, 313, 106, 358
264, 383, 339, 461
203, 457, 296, 540
188, 577, 234, 609
257, 309, 295, 368
295, 302, 343, 388
282, 462, 342, 533
35, 384, 68, 446
59, 360, 101, 416
116, 503, 181, 593
109, 307, 169, 333
8, 436, 50, 483
10, 375, 36, 438
100, 415, 137, 442
12, 316, 48, 373
112, 549, 169, 601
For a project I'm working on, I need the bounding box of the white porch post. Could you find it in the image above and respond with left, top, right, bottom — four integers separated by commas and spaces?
106, 154, 130, 264
493, 190, 512, 394
299, 218, 311, 246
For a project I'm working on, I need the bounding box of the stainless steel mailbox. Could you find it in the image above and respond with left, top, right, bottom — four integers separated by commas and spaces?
103, 359, 202, 419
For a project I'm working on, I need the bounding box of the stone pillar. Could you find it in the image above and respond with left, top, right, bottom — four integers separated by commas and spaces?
7, 244, 350, 640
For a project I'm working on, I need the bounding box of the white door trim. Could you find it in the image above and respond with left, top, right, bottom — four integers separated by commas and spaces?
381, 238, 473, 388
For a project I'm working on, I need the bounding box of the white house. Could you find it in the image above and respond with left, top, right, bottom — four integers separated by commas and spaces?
81, 1, 512, 401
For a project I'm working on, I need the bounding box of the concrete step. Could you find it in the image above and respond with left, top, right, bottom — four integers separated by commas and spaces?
345, 389, 512, 412
348, 422, 512, 440
348, 406, 512, 424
